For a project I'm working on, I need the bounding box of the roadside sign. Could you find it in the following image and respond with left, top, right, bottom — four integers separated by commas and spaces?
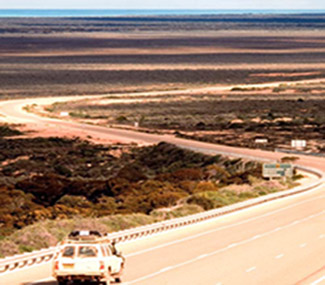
263, 163, 293, 178
291, 140, 306, 149
255, 138, 268, 144
60, 111, 69, 117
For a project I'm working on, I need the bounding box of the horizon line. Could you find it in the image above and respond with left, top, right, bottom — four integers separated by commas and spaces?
0, 8, 323, 10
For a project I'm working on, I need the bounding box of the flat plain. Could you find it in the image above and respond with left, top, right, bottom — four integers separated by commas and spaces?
1, 15, 324, 152
0, 15, 324, 98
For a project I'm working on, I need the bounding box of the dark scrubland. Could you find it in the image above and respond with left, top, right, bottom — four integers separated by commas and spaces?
0, 135, 261, 235
0, 14, 325, 97
0, 63, 324, 98
0, 125, 300, 256
174, 97, 325, 153
3, 52, 325, 65
0, 124, 22, 137
1, 68, 324, 90
51, 90, 325, 153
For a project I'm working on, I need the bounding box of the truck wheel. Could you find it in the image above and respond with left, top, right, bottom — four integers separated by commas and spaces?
105, 267, 112, 284
114, 277, 121, 283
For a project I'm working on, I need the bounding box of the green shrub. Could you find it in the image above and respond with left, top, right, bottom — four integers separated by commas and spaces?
150, 204, 203, 220
292, 174, 304, 181
116, 115, 128, 123
238, 192, 258, 199
0, 124, 22, 137
281, 156, 299, 163
187, 195, 214, 210
69, 112, 90, 118
0, 240, 19, 257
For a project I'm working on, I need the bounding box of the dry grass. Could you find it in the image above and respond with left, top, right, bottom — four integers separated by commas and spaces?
0, 214, 155, 257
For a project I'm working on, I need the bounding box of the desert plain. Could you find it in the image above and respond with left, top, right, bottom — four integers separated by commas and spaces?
1, 15, 323, 152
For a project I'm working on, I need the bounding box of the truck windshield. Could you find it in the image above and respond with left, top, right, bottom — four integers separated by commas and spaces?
78, 246, 97, 258
62, 246, 75, 257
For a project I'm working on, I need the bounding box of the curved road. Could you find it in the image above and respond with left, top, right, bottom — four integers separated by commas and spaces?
0, 96, 324, 285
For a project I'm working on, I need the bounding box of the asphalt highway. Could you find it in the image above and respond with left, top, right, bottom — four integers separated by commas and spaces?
0, 97, 324, 285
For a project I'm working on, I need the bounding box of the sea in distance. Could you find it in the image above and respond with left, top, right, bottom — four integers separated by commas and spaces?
0, 9, 324, 18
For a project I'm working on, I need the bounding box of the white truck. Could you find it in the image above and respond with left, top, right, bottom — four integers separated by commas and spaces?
52, 231, 125, 285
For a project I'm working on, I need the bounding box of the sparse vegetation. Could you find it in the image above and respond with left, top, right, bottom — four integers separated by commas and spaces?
281, 156, 300, 163
49, 93, 325, 153
0, 135, 298, 257
0, 214, 155, 257
0, 124, 22, 137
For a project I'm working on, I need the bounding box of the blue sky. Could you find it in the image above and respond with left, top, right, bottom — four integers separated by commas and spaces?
0, 0, 324, 10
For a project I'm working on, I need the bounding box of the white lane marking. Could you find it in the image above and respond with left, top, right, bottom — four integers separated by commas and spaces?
128, 210, 325, 284
300, 243, 307, 248
319, 234, 325, 239
24, 277, 56, 285
126, 194, 325, 258
196, 254, 209, 260
275, 254, 284, 259
159, 266, 173, 273
310, 275, 325, 285
128, 256, 205, 284
252, 234, 261, 240
246, 266, 256, 273
301, 217, 310, 222
290, 220, 300, 226
29, 277, 54, 283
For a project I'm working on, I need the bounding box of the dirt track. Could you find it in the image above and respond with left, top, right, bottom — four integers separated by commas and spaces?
1, 77, 324, 147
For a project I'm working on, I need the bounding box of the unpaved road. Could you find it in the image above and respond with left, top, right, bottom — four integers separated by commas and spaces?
1, 77, 324, 142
